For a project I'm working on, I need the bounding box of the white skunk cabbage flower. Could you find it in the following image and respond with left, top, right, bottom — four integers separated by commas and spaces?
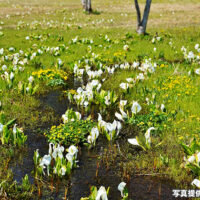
128, 138, 140, 146
192, 179, 200, 188
131, 101, 141, 114
145, 127, 155, 145
118, 182, 126, 197
68, 145, 78, 158
96, 186, 108, 200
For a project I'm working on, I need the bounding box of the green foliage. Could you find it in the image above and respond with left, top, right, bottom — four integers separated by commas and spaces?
181, 138, 200, 176
125, 32, 133, 39
45, 120, 96, 146
18, 81, 39, 95
32, 69, 68, 87
47, 78, 66, 87
127, 105, 176, 134
122, 188, 129, 200
62, 108, 81, 123
181, 138, 200, 156
0, 174, 34, 200
80, 186, 110, 200
95, 90, 118, 111
21, 174, 32, 191
33, 150, 43, 179
0, 113, 27, 146
159, 154, 169, 167
130, 130, 162, 152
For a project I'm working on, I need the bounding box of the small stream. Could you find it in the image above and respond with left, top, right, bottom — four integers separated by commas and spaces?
9, 78, 182, 200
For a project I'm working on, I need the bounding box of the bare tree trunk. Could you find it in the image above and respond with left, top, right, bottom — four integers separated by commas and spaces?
134, 0, 141, 27
141, 0, 152, 33
134, 0, 152, 34
82, 0, 92, 13
87, 0, 92, 13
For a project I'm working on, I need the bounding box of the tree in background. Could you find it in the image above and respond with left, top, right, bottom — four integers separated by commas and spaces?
81, 0, 92, 13
134, 0, 152, 34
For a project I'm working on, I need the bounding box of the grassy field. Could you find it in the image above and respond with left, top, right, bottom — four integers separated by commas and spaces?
0, 0, 200, 199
